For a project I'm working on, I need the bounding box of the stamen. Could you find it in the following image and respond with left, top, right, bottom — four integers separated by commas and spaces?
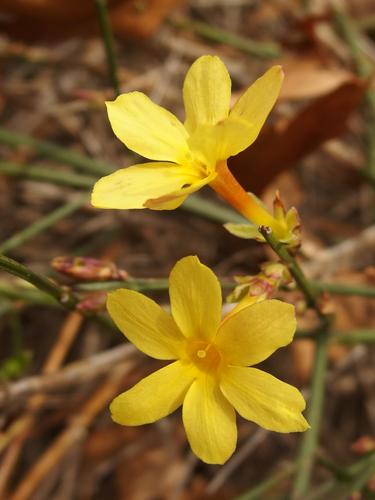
197, 349, 207, 358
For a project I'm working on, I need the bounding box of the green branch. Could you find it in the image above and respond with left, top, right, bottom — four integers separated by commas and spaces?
258, 226, 331, 497
0, 158, 244, 224
333, 6, 375, 178
0, 128, 112, 176
0, 195, 88, 254
0, 162, 95, 189
292, 329, 329, 498
171, 17, 281, 59
259, 227, 321, 311
95, 0, 121, 96
236, 465, 295, 500
0, 255, 78, 309
313, 281, 375, 298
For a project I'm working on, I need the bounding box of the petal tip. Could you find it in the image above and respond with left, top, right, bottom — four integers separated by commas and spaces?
271, 65, 285, 81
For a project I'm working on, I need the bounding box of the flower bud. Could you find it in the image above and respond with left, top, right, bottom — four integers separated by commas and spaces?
351, 436, 375, 455
52, 257, 128, 281
76, 292, 107, 313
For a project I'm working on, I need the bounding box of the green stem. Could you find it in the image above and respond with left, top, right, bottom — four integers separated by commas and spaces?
349, 453, 375, 495
0, 195, 88, 254
312, 281, 375, 298
0, 128, 112, 176
0, 282, 58, 307
259, 227, 320, 311
258, 227, 331, 497
0, 255, 77, 309
296, 329, 375, 344
333, 6, 375, 178
75, 278, 169, 292
305, 451, 375, 500
292, 330, 329, 498
171, 17, 281, 59
0, 162, 95, 189
0, 159, 244, 224
75, 276, 375, 297
182, 196, 245, 224
235, 465, 295, 500
333, 7, 372, 79
95, 0, 121, 96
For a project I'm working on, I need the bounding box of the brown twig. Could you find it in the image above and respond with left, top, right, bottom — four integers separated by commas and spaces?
0, 313, 84, 497
0, 344, 137, 409
10, 362, 133, 500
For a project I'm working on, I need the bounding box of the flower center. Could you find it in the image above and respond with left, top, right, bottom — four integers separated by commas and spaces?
188, 339, 222, 374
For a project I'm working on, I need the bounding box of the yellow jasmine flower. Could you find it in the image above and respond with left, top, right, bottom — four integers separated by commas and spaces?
108, 256, 309, 464
91, 55, 290, 239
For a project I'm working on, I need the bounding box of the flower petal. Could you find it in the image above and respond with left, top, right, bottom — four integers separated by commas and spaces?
169, 256, 222, 341
111, 361, 195, 425
106, 92, 189, 163
145, 170, 217, 210
188, 119, 255, 165
91, 162, 203, 210
220, 366, 309, 432
216, 299, 296, 366
183, 55, 231, 134
228, 66, 284, 151
107, 289, 186, 360
183, 375, 237, 464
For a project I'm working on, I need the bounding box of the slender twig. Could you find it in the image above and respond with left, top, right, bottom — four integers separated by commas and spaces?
0, 281, 59, 307
76, 278, 169, 292
95, 0, 121, 96
259, 227, 321, 311
0, 195, 88, 254
0, 128, 112, 176
292, 328, 329, 498
10, 363, 133, 500
0, 162, 94, 189
182, 195, 245, 224
77, 277, 375, 296
296, 329, 375, 344
333, 6, 375, 178
305, 451, 375, 500
349, 453, 375, 496
207, 429, 268, 494
171, 17, 281, 59
0, 159, 244, 224
0, 344, 136, 408
235, 464, 295, 500
0, 313, 83, 497
312, 281, 375, 298
0, 255, 78, 309
258, 227, 331, 498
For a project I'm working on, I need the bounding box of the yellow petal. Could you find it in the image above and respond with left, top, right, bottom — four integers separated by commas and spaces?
220, 366, 309, 432
183, 375, 237, 464
111, 361, 195, 425
107, 289, 185, 360
188, 119, 255, 166
216, 299, 296, 366
91, 162, 203, 210
145, 170, 217, 210
183, 55, 231, 134
106, 92, 189, 163
228, 66, 284, 150
186, 66, 283, 162
169, 256, 222, 341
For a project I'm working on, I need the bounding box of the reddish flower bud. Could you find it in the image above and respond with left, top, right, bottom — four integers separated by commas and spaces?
76, 292, 107, 313
52, 256, 128, 282
351, 436, 375, 455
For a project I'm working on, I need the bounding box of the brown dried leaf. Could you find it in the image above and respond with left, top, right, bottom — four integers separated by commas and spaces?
230, 78, 368, 194
279, 56, 357, 101
0, 0, 181, 40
